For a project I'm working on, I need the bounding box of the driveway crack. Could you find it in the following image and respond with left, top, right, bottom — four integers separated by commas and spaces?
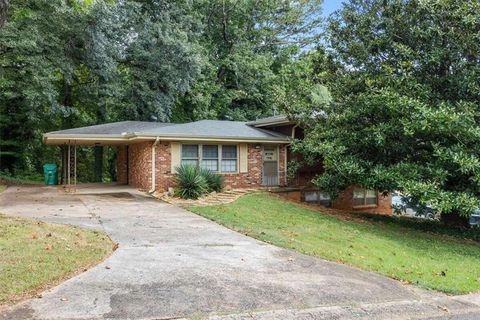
77, 195, 107, 233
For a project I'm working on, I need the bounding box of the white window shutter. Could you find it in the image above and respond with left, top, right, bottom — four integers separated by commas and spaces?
239, 143, 248, 173
171, 142, 181, 173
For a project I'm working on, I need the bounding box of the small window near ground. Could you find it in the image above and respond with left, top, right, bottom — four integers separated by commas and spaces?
353, 188, 378, 207
304, 191, 331, 207
221, 145, 237, 172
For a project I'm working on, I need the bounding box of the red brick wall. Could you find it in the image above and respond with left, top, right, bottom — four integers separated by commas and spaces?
153, 143, 284, 191
116, 146, 128, 184
154, 142, 175, 192
332, 185, 392, 215
128, 142, 152, 191
117, 141, 288, 193
222, 144, 287, 189
221, 144, 262, 189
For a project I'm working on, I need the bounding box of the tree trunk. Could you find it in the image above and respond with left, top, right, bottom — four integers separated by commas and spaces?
0, 0, 9, 28
94, 101, 106, 183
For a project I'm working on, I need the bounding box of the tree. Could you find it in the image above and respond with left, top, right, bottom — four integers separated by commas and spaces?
0, 0, 205, 181
0, 0, 8, 27
0, 0, 86, 174
289, 0, 480, 223
173, 0, 323, 122
118, 0, 204, 122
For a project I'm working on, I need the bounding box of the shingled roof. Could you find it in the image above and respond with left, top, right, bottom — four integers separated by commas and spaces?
43, 119, 290, 145
47, 121, 174, 135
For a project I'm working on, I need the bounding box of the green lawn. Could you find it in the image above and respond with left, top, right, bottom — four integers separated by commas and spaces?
0, 214, 114, 305
189, 193, 480, 294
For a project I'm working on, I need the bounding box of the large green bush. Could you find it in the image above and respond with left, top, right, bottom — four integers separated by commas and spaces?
175, 164, 224, 199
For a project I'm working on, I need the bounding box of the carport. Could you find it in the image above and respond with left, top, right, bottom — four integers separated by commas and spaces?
42, 121, 169, 192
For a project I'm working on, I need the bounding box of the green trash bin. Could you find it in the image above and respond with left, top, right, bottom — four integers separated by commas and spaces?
43, 163, 58, 185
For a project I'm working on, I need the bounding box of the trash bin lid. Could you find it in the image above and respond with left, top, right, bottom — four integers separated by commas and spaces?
43, 163, 57, 171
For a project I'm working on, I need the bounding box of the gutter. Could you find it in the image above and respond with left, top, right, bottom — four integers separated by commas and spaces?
43, 133, 291, 145
149, 137, 160, 194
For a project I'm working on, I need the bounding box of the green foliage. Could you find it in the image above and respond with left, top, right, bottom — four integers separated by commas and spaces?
0, 170, 43, 184
173, 0, 323, 121
289, 0, 480, 218
0, 0, 323, 182
0, 0, 205, 179
174, 164, 208, 199
190, 193, 480, 294
175, 164, 225, 199
199, 167, 224, 193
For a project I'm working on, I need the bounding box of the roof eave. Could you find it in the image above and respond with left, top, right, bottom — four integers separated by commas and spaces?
247, 116, 295, 128
43, 133, 290, 145
134, 134, 290, 143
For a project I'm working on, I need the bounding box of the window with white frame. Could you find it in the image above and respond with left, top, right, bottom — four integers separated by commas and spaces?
181, 144, 237, 173
353, 188, 377, 207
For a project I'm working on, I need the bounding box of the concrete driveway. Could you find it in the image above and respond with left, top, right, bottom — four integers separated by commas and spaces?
0, 184, 479, 320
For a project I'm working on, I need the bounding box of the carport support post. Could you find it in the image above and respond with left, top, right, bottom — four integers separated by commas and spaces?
74, 141, 77, 191
67, 142, 71, 188
61, 145, 67, 185
149, 137, 160, 193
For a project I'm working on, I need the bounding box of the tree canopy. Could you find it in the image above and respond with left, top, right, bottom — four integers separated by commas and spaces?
0, 0, 322, 180
289, 0, 480, 218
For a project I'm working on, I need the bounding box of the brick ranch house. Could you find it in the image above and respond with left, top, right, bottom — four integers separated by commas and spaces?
43, 116, 392, 214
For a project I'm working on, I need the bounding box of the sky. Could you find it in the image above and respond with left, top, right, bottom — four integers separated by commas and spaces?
323, 0, 344, 17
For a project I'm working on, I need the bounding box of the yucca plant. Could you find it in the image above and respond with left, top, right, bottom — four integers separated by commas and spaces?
199, 168, 224, 192
174, 164, 208, 199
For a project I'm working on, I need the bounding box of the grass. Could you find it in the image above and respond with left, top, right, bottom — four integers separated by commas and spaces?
0, 174, 43, 185
0, 185, 5, 193
0, 214, 114, 306
189, 192, 480, 294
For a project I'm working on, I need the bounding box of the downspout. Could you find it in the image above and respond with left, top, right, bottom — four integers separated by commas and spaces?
149, 137, 160, 193
291, 124, 299, 139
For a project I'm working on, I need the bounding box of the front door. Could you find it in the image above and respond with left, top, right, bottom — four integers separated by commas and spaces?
262, 146, 278, 186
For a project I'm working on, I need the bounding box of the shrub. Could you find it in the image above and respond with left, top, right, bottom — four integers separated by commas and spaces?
174, 164, 208, 199
199, 168, 224, 193
174, 165, 225, 199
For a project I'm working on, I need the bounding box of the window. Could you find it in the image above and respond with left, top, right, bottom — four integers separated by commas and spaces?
304, 191, 331, 207
353, 188, 377, 207
181, 144, 238, 173
181, 145, 199, 166
221, 145, 237, 172
201, 145, 218, 171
